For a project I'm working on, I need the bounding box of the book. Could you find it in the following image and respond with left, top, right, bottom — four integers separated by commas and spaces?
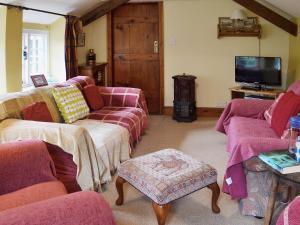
259, 151, 300, 174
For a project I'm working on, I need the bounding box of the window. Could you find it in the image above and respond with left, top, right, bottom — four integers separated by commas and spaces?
22, 29, 49, 87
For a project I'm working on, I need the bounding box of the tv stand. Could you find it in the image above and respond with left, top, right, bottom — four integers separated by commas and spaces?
241, 86, 262, 91
230, 86, 283, 100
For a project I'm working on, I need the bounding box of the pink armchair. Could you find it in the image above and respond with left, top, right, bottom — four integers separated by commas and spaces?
0, 140, 115, 225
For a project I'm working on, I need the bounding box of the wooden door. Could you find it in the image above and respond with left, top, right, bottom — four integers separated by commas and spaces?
112, 3, 161, 114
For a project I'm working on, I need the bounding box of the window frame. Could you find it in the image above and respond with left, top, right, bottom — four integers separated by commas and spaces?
22, 29, 50, 87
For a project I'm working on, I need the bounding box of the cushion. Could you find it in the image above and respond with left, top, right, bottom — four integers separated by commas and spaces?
287, 80, 300, 96
83, 85, 104, 111
0, 181, 67, 212
22, 101, 53, 122
264, 93, 284, 125
118, 149, 217, 205
52, 85, 90, 124
271, 91, 300, 137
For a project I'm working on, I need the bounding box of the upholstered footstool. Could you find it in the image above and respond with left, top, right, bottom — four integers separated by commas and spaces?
115, 149, 220, 225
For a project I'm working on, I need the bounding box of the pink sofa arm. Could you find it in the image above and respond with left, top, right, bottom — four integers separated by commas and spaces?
98, 86, 149, 114
216, 98, 274, 133
276, 196, 300, 225
0, 140, 57, 195
0, 191, 116, 225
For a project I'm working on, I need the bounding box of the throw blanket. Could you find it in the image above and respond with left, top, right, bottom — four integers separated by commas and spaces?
72, 119, 130, 171
88, 107, 147, 146
277, 196, 300, 225
0, 119, 109, 191
98, 87, 149, 115
216, 99, 288, 199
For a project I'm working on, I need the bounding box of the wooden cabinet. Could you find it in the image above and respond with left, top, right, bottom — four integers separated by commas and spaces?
230, 86, 283, 100
78, 63, 107, 86
172, 74, 197, 122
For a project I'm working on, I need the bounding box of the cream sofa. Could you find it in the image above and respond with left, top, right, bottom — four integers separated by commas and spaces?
0, 83, 132, 191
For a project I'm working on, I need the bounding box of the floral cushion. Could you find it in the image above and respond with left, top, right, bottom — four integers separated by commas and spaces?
52, 85, 90, 124
118, 149, 217, 205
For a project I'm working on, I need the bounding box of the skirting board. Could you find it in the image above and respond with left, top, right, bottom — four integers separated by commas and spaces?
163, 107, 224, 117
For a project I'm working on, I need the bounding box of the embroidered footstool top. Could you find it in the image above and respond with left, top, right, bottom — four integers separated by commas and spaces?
117, 149, 217, 205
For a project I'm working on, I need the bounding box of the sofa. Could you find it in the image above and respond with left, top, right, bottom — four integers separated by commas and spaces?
276, 196, 300, 225
0, 140, 115, 225
216, 80, 300, 217
0, 76, 148, 192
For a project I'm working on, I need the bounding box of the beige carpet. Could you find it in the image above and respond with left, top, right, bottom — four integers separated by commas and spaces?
102, 116, 263, 225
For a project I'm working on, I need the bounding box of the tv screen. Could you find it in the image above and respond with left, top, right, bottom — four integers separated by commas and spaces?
235, 56, 282, 86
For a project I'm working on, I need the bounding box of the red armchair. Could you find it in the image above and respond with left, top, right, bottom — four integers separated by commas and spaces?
0, 140, 115, 225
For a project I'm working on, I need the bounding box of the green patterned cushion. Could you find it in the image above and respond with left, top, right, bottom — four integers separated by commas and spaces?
52, 85, 90, 123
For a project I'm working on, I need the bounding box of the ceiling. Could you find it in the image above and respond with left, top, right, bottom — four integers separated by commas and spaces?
1, 0, 299, 24
1, 0, 108, 24
263, 0, 300, 18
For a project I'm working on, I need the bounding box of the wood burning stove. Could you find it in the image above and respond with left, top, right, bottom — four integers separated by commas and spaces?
172, 74, 197, 122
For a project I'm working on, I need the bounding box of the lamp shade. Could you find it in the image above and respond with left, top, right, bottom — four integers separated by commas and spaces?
231, 9, 247, 20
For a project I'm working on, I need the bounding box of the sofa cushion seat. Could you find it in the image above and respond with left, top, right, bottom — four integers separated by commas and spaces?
88, 107, 147, 145
0, 181, 67, 212
227, 116, 281, 154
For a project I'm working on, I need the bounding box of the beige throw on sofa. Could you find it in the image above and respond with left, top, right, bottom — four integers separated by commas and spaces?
0, 119, 131, 191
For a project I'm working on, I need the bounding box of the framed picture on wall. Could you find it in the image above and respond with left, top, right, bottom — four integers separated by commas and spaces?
76, 33, 85, 47
31, 74, 48, 87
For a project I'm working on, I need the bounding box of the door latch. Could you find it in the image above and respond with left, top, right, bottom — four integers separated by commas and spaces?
154, 41, 159, 53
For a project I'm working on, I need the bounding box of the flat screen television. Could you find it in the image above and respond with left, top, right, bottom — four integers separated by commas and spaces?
235, 56, 282, 87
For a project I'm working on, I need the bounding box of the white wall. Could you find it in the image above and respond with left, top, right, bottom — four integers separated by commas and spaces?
0, 6, 7, 94
49, 17, 66, 82
77, 0, 290, 108
77, 16, 107, 64
164, 0, 289, 107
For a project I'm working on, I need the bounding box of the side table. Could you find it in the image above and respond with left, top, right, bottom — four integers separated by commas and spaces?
262, 161, 300, 225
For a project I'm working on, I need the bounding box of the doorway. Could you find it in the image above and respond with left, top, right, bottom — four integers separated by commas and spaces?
108, 2, 164, 114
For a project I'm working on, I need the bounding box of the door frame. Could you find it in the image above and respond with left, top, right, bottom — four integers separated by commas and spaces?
107, 2, 164, 114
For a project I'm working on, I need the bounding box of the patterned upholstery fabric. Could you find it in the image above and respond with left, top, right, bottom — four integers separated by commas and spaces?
0, 87, 63, 123
64, 76, 148, 114
99, 87, 149, 114
33, 86, 64, 123
0, 91, 42, 121
118, 149, 217, 205
88, 107, 148, 145
63, 76, 95, 90
65, 76, 149, 145
52, 85, 90, 124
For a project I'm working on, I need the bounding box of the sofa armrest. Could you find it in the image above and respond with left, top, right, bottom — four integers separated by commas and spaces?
276, 196, 300, 225
216, 98, 274, 133
98, 86, 149, 114
0, 119, 105, 191
0, 191, 116, 225
0, 140, 57, 195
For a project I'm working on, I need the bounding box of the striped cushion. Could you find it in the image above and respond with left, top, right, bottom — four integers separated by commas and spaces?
52, 85, 90, 124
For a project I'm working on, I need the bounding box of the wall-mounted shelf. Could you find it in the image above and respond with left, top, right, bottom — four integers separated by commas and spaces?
217, 17, 262, 39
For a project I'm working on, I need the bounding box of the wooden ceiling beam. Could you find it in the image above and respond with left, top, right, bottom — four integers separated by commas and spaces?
81, 0, 129, 26
233, 0, 298, 36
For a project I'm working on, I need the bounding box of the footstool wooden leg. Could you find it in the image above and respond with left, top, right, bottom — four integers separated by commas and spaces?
115, 176, 127, 206
152, 202, 171, 225
207, 182, 221, 213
